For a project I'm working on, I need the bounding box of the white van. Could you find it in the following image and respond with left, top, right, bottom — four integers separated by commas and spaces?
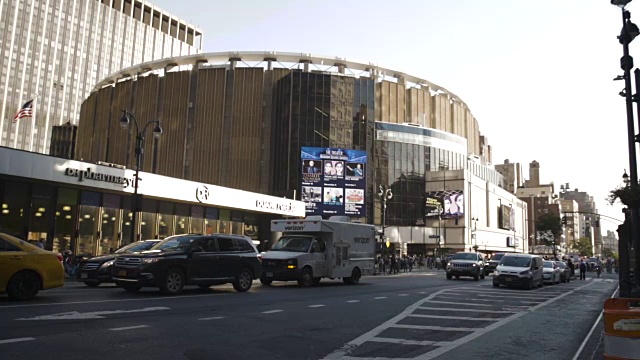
493, 254, 544, 289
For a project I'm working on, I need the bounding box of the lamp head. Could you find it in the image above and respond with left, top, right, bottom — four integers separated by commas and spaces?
623, 169, 630, 184
153, 123, 163, 139
119, 111, 130, 130
612, 0, 632, 8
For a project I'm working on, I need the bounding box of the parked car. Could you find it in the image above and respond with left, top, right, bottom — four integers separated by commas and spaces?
542, 260, 563, 284
445, 252, 486, 281
111, 234, 262, 295
486, 252, 506, 274
0, 233, 64, 300
554, 261, 571, 283
493, 254, 544, 289
77, 240, 161, 287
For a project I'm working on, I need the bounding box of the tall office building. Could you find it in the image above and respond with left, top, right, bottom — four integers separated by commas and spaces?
495, 159, 522, 194
0, 0, 202, 153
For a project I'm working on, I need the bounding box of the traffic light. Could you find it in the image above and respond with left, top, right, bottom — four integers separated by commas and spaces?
562, 216, 567, 225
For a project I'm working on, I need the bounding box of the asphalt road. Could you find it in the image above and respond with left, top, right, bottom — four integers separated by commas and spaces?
0, 270, 617, 360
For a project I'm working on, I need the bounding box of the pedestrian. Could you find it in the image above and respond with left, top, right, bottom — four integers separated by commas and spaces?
579, 260, 587, 280
567, 258, 575, 279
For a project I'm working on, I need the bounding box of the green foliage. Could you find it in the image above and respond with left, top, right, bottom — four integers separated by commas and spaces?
574, 237, 594, 257
535, 212, 563, 245
607, 185, 640, 207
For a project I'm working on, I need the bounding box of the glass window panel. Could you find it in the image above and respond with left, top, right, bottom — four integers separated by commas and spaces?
27, 184, 54, 248
81, 191, 100, 206
78, 204, 99, 256
140, 199, 157, 240
100, 207, 120, 255
1, 181, 29, 239
191, 206, 204, 234
175, 203, 189, 234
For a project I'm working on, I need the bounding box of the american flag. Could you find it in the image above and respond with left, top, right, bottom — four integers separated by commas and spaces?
13, 99, 34, 123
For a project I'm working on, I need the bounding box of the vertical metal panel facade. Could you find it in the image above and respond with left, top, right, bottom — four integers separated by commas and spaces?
156, 72, 188, 177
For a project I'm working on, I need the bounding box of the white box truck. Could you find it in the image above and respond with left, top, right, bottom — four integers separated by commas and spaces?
261, 216, 376, 287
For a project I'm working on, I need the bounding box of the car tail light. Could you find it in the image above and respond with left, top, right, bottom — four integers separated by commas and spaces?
56, 253, 64, 262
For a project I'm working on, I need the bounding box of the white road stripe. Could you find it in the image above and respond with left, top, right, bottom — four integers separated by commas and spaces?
391, 324, 476, 332
0, 292, 227, 309
0, 337, 36, 345
419, 292, 427, 294
435, 296, 541, 305
109, 325, 149, 331
368, 337, 453, 346
374, 297, 387, 300
408, 314, 500, 321
346, 300, 360, 303
262, 310, 284, 314
198, 316, 226, 321
426, 300, 492, 307
398, 294, 409, 296
449, 289, 557, 298
308, 304, 326, 308
417, 306, 516, 314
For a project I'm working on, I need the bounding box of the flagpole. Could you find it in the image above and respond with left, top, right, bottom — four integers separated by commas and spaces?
29, 97, 37, 152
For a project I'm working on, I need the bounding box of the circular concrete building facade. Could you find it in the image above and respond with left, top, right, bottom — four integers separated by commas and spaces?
78, 51, 492, 228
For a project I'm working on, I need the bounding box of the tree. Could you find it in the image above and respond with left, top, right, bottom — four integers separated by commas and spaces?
574, 237, 594, 257
536, 213, 563, 256
602, 247, 618, 260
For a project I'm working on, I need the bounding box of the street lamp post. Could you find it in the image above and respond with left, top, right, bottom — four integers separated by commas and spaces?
120, 110, 163, 244
471, 217, 479, 252
378, 185, 393, 255
612, 0, 640, 297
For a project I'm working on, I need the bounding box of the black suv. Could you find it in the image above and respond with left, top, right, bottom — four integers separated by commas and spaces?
486, 252, 506, 275
77, 240, 160, 287
111, 234, 262, 295
445, 252, 486, 281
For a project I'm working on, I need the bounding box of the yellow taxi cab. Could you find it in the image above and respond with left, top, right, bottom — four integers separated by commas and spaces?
0, 233, 64, 300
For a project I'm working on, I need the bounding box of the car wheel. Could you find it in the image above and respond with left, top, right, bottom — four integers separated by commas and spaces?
161, 268, 185, 295
446, 274, 452, 280
260, 276, 273, 286
233, 268, 253, 292
7, 271, 41, 301
526, 278, 534, 290
473, 273, 480, 281
480, 269, 485, 280
539, 277, 544, 287
312, 277, 322, 285
343, 267, 361, 285
84, 281, 100, 287
493, 281, 500, 288
298, 267, 314, 287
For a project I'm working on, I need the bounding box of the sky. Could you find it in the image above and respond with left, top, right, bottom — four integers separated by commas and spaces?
153, 0, 636, 235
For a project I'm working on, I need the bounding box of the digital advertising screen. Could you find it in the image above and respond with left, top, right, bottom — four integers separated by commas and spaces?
301, 147, 367, 217
499, 204, 515, 231
423, 190, 464, 218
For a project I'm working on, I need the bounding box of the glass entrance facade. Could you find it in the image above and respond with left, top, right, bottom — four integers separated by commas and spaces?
0, 177, 262, 257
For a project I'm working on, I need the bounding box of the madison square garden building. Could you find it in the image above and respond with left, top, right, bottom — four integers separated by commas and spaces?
62, 51, 528, 256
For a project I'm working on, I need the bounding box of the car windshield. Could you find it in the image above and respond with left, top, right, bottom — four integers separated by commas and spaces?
151, 235, 198, 252
555, 262, 566, 268
543, 261, 554, 268
271, 236, 312, 252
451, 253, 477, 260
491, 254, 504, 261
115, 241, 158, 254
500, 256, 531, 267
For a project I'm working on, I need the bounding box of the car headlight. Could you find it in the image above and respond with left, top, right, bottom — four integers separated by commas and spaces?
472, 263, 477, 267
286, 259, 298, 269
100, 260, 115, 269
519, 270, 531, 276
142, 258, 160, 264
494, 270, 500, 275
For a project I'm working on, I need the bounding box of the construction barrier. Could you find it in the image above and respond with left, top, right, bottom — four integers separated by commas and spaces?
604, 298, 640, 360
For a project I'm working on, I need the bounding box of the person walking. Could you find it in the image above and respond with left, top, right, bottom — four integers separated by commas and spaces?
579, 260, 587, 280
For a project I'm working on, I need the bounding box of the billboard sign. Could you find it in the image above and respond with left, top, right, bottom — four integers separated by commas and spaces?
424, 190, 464, 218
499, 205, 516, 231
301, 147, 367, 217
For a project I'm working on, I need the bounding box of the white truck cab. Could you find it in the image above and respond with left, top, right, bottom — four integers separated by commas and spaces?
261, 216, 376, 287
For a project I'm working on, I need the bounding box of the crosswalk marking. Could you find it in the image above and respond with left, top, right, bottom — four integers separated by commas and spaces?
407, 314, 500, 321
417, 306, 518, 314
391, 324, 477, 332
368, 337, 453, 346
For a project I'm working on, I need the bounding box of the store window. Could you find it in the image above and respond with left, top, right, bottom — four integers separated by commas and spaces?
140, 198, 158, 240
27, 184, 55, 249
191, 206, 204, 234
53, 188, 77, 254
100, 194, 121, 255
121, 196, 134, 245
204, 207, 218, 234
231, 211, 244, 235
175, 204, 189, 235
78, 191, 100, 256
158, 201, 174, 239
218, 209, 231, 234
0, 181, 29, 239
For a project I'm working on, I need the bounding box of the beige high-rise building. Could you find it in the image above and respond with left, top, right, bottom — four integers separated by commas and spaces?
495, 159, 522, 194
0, 0, 202, 153
560, 199, 581, 249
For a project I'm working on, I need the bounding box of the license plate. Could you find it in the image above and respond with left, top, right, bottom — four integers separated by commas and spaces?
118, 270, 127, 276
266, 272, 273, 277
505, 278, 512, 282
80, 273, 88, 279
